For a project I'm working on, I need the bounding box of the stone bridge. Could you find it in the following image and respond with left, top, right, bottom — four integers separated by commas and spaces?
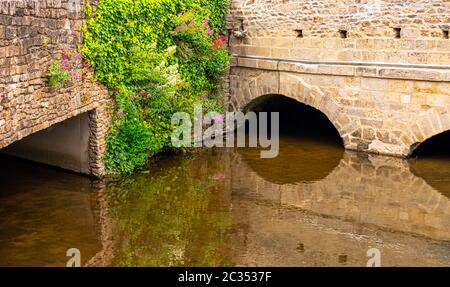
0, 0, 111, 177
227, 0, 450, 157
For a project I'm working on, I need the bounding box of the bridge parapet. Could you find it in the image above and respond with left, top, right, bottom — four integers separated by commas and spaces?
228, 0, 450, 65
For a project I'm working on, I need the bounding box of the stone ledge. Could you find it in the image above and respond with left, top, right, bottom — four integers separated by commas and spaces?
234, 55, 450, 82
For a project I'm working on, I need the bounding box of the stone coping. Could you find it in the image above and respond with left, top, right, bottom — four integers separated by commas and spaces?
233, 55, 450, 82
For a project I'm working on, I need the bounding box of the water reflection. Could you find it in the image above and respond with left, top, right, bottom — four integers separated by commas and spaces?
230, 140, 450, 266
0, 136, 449, 266
105, 153, 234, 266
237, 136, 343, 184
237, 140, 450, 240
103, 137, 450, 266
0, 156, 102, 267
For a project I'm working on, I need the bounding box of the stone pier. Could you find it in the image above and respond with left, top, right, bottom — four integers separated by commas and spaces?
0, 0, 111, 177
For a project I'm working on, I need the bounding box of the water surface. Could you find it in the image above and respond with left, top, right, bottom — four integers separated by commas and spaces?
1, 136, 450, 266
0, 157, 101, 266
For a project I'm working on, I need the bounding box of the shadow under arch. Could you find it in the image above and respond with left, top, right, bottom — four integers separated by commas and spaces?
409, 130, 450, 198
410, 130, 450, 159
237, 94, 345, 184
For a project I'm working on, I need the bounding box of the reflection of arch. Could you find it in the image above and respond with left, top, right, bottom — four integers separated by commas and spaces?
409, 130, 450, 197
229, 153, 450, 266
232, 150, 450, 240
237, 133, 344, 185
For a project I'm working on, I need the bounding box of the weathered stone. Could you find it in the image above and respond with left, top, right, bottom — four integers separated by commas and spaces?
228, 0, 450, 157
0, 0, 112, 178
229, 0, 450, 65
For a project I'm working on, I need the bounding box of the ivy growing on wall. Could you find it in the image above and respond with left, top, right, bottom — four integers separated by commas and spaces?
83, 0, 230, 174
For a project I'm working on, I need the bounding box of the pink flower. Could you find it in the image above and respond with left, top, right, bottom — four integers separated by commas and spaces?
73, 53, 82, 61
61, 59, 71, 70
206, 28, 213, 36
69, 71, 79, 78
174, 23, 188, 32
62, 51, 70, 59
189, 20, 196, 27
211, 172, 226, 180
146, 93, 153, 98
0, 92, 4, 100
212, 114, 225, 122
201, 18, 209, 26
117, 111, 124, 117
147, 82, 154, 88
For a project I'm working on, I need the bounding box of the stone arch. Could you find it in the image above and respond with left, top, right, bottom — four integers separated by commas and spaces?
406, 108, 450, 156
409, 129, 450, 157
231, 70, 352, 148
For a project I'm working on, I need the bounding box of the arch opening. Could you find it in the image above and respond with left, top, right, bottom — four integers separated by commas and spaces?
243, 94, 344, 146
237, 94, 344, 184
411, 130, 450, 159
0, 112, 92, 175
409, 130, 450, 198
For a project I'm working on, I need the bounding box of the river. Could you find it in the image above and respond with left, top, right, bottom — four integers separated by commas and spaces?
0, 135, 449, 266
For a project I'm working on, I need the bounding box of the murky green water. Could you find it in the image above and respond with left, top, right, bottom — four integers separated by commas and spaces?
1, 136, 450, 266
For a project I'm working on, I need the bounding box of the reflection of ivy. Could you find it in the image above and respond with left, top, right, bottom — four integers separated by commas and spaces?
106, 152, 233, 266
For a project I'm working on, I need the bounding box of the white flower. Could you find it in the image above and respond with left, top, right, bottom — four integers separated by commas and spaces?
166, 45, 177, 56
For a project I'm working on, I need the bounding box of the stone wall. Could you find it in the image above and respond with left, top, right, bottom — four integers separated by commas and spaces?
227, 0, 450, 157
230, 60, 450, 156
0, 0, 111, 177
228, 0, 450, 64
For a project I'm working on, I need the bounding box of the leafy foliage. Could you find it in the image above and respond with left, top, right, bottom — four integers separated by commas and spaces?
83, 0, 230, 173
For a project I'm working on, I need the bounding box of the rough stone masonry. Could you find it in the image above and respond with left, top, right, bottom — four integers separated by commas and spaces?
0, 0, 111, 177
227, 0, 450, 156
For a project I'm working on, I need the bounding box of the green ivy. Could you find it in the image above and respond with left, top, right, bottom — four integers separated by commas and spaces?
83, 0, 230, 174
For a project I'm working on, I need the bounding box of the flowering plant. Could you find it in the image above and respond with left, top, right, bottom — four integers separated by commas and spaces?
83, 1, 230, 174
172, 10, 231, 113
48, 51, 83, 89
